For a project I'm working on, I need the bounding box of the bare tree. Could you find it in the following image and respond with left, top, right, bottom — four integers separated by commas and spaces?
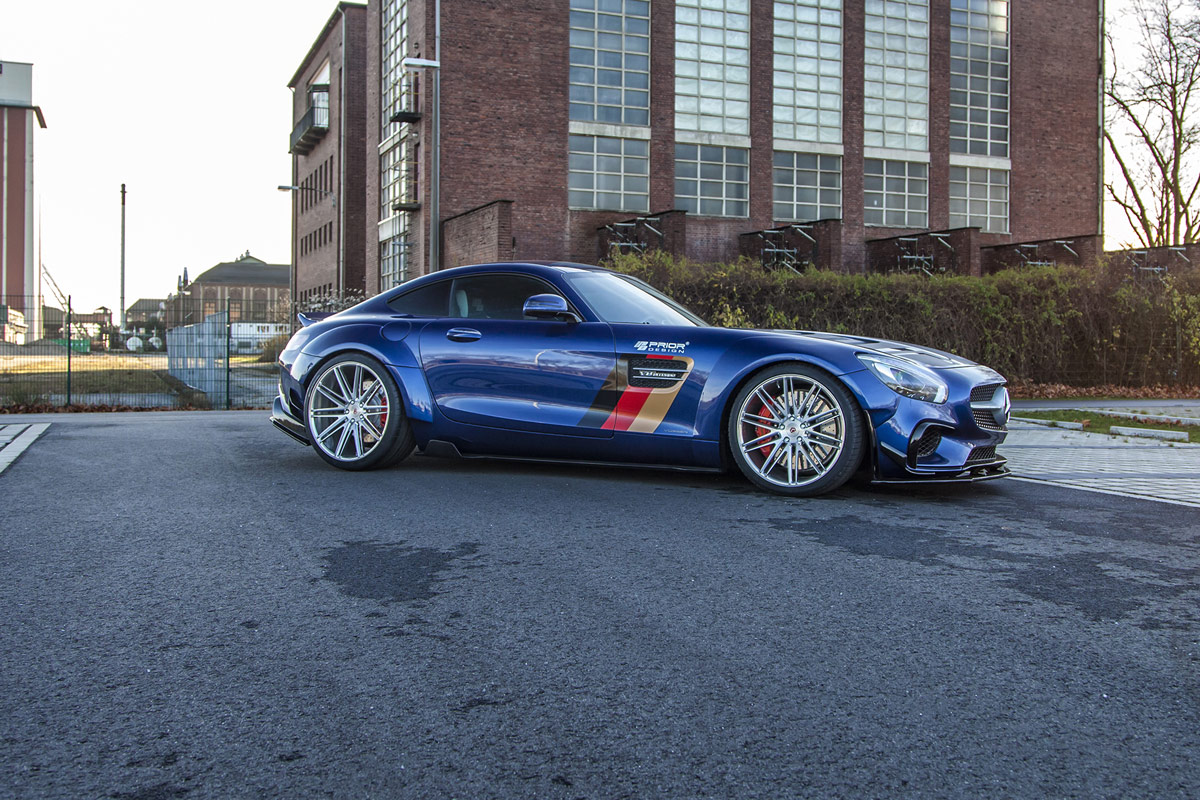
1106, 0, 1200, 247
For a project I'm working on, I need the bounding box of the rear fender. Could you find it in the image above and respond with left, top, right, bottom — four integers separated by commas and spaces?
293, 323, 433, 426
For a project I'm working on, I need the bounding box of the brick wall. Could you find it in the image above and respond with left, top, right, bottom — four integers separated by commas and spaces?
289, 4, 368, 299
365, 2, 381, 295
439, 0, 570, 265
982, 235, 1103, 274
1010, 0, 1102, 242
359, 0, 1102, 284
442, 200, 514, 268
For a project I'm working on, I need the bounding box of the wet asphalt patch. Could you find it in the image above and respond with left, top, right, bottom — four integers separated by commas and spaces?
321, 540, 481, 604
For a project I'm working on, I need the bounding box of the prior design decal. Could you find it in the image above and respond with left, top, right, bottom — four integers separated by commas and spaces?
633, 340, 689, 354
578, 354, 694, 433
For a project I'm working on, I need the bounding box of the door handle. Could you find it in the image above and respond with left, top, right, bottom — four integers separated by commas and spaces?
446, 327, 482, 342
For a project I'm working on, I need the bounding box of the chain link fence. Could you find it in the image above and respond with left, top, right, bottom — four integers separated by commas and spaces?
0, 295, 284, 410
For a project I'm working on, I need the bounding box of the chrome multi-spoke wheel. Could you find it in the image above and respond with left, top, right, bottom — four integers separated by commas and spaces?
305, 354, 414, 470
728, 364, 864, 496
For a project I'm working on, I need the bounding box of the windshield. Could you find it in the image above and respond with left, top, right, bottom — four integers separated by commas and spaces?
564, 272, 707, 326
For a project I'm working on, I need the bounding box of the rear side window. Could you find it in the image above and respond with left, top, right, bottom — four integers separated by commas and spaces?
449, 274, 565, 320
386, 280, 451, 317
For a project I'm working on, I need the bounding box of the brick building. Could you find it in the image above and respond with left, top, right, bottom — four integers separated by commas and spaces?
1, 60, 47, 338
286, 2, 369, 304
316, 0, 1102, 293
166, 253, 289, 328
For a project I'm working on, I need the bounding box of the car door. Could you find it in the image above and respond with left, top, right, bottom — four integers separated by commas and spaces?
417, 273, 617, 438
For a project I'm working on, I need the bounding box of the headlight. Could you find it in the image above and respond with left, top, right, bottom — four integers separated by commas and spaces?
857, 354, 948, 404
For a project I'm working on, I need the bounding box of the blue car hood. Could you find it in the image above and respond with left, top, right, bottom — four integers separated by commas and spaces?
771, 330, 981, 370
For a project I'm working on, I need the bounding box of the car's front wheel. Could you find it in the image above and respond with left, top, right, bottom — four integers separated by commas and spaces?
727, 363, 865, 496
304, 353, 415, 470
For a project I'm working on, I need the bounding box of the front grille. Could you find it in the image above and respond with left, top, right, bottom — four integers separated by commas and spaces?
970, 383, 1003, 403
914, 427, 942, 458
967, 445, 997, 464
969, 383, 1008, 430
973, 408, 1004, 431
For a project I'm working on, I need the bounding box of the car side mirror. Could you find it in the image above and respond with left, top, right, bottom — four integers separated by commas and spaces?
523, 293, 580, 322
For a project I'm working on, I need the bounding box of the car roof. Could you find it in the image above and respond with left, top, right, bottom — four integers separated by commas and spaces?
382, 261, 615, 292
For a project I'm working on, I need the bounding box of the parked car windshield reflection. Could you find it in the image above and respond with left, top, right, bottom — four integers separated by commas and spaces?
565, 272, 707, 326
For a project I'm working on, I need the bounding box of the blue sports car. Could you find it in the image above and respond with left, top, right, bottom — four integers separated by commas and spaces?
271, 261, 1010, 496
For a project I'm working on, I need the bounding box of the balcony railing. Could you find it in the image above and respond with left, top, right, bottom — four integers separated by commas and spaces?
290, 99, 329, 155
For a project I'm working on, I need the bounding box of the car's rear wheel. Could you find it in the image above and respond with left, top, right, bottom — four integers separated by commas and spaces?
305, 353, 414, 470
727, 363, 864, 496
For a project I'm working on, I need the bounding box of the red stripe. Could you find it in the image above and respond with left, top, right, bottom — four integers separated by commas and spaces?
644, 353, 673, 360
608, 386, 654, 432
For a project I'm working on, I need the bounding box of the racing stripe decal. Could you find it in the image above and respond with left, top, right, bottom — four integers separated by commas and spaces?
579, 356, 693, 433
577, 365, 621, 430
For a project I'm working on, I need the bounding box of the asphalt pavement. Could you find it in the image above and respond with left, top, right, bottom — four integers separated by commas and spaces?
1, 411, 1198, 799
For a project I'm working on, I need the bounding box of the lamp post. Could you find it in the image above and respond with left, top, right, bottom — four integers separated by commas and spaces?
277, 184, 339, 310
403, 53, 441, 273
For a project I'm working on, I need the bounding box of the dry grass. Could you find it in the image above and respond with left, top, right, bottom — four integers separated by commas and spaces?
0, 351, 274, 405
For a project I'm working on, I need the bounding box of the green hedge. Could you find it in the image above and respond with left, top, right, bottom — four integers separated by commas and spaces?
604, 251, 1200, 388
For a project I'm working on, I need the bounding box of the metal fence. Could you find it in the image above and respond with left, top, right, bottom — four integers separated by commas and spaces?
0, 295, 284, 410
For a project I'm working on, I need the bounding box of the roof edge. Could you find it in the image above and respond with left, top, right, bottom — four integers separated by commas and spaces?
287, 2, 367, 90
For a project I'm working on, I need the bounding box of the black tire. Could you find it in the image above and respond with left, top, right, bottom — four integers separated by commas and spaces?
304, 353, 415, 471
726, 362, 865, 496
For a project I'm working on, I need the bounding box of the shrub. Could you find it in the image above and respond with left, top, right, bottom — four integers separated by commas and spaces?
604, 252, 1200, 388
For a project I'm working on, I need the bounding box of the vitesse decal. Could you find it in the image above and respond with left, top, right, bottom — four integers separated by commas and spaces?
633, 340, 689, 354
578, 354, 694, 433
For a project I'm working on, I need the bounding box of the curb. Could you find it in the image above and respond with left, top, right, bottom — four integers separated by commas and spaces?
0, 423, 51, 475
1091, 409, 1200, 427
1110, 425, 1189, 442
1011, 416, 1084, 430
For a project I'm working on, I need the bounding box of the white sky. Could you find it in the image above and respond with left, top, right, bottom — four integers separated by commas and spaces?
0, 0, 1157, 313
3, 1, 339, 312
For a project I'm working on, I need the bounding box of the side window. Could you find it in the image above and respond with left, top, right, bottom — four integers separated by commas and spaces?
449, 274, 566, 320
386, 280, 451, 316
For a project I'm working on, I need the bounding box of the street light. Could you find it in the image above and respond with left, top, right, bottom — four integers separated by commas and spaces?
403, 47, 440, 272
277, 184, 337, 207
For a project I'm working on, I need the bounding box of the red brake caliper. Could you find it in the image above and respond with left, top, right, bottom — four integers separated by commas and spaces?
754, 398, 774, 460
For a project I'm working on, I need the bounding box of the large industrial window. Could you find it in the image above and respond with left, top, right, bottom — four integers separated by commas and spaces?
863, 0, 928, 152
380, 0, 415, 285
379, 135, 416, 220
568, 135, 650, 212
379, 235, 411, 291
772, 0, 842, 145
569, 0, 651, 126
675, 0, 751, 136
674, 144, 749, 217
864, 159, 927, 227
950, 0, 1009, 157
773, 152, 841, 222
380, 0, 410, 141
949, 166, 1008, 232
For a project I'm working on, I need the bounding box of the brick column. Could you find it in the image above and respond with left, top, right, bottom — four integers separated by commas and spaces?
841, 0, 866, 273
928, 0, 950, 231
748, 0, 775, 230
649, 0, 677, 213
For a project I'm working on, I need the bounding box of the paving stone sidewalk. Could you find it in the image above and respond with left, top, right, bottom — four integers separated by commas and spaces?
1000, 420, 1200, 507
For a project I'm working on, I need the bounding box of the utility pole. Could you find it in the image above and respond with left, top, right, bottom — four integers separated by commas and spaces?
120, 184, 127, 332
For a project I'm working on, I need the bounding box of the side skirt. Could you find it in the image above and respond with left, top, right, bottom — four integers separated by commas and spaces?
419, 438, 723, 474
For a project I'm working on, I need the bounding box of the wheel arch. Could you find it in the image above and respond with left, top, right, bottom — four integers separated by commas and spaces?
716, 355, 874, 476
297, 343, 428, 429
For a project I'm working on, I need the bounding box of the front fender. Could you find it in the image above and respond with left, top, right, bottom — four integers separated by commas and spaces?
694, 334, 877, 442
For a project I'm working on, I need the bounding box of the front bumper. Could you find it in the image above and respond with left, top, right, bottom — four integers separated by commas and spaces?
872, 460, 1010, 485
